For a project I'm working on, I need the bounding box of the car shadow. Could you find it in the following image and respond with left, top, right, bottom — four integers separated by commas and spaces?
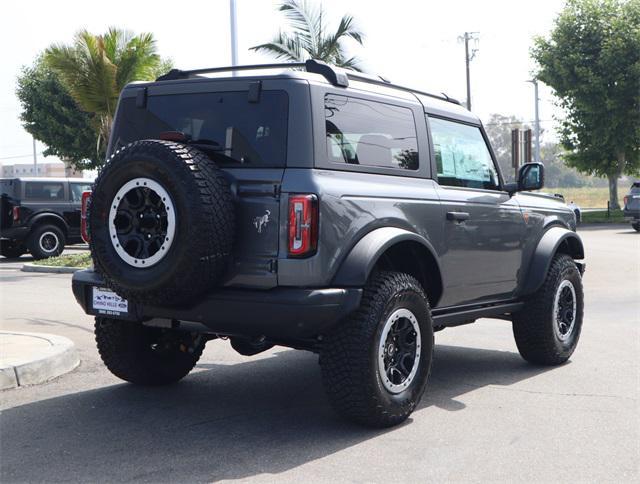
1, 344, 554, 482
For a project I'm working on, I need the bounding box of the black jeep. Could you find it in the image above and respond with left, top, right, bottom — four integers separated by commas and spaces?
72, 60, 585, 427
1, 177, 92, 259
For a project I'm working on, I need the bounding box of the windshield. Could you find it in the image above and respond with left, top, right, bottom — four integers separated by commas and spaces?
109, 90, 289, 167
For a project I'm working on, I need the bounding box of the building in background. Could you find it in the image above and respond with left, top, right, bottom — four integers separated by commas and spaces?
1, 162, 82, 178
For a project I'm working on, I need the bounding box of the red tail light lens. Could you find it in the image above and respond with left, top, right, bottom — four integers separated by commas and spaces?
12, 206, 20, 222
288, 194, 318, 257
81, 191, 92, 243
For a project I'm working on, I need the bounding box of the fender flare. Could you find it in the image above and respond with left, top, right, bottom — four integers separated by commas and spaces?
521, 226, 585, 296
27, 212, 69, 234
332, 227, 441, 287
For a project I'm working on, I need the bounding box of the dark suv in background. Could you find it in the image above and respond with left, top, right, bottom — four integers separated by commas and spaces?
623, 181, 640, 232
71, 60, 585, 427
1, 177, 93, 259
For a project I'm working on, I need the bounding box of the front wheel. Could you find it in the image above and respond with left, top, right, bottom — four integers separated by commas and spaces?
320, 272, 434, 427
95, 318, 206, 385
512, 254, 584, 365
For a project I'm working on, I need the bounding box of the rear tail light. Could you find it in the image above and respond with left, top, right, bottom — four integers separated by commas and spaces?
624, 195, 629, 208
12, 206, 20, 222
81, 190, 92, 243
288, 194, 318, 257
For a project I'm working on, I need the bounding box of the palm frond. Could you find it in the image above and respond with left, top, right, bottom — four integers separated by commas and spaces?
250, 31, 305, 62
279, 0, 319, 54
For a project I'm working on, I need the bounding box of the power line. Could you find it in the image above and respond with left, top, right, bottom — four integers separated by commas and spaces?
0, 152, 44, 161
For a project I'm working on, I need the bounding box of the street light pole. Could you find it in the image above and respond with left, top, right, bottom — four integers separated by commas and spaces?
32, 136, 37, 176
230, 0, 239, 75
527, 79, 541, 163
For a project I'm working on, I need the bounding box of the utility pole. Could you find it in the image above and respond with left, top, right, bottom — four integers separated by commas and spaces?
230, 0, 239, 75
459, 32, 479, 111
32, 136, 37, 176
527, 79, 541, 164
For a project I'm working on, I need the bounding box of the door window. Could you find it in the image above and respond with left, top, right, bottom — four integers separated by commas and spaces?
429, 117, 500, 190
70, 183, 92, 202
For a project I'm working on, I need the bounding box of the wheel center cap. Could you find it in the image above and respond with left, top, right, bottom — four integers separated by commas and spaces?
387, 343, 396, 355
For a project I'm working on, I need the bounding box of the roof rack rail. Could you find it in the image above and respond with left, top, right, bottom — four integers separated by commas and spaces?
155, 59, 461, 106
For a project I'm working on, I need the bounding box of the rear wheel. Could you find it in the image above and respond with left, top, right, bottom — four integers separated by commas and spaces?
632, 221, 640, 232
27, 224, 65, 260
512, 254, 584, 365
320, 272, 434, 427
95, 317, 206, 385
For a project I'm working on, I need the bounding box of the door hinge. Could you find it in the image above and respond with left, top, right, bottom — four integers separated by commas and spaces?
269, 259, 278, 273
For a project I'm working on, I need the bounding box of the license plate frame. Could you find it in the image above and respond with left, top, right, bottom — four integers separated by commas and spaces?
91, 286, 129, 316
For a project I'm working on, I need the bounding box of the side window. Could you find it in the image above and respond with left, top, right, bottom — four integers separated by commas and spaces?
324, 94, 418, 170
429, 117, 500, 190
70, 183, 92, 202
24, 182, 65, 201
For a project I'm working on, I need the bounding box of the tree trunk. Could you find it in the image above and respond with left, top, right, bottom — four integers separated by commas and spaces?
608, 151, 627, 211
608, 175, 620, 210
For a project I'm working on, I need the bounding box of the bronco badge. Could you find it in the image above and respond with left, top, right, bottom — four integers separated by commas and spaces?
253, 210, 271, 233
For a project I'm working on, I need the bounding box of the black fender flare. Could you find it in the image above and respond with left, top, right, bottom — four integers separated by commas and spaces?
521, 226, 585, 296
27, 212, 69, 234
332, 227, 442, 287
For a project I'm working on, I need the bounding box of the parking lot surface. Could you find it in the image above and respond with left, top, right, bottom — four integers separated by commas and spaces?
1, 226, 638, 483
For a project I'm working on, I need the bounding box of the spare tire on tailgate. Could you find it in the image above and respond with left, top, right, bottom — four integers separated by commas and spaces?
89, 140, 235, 305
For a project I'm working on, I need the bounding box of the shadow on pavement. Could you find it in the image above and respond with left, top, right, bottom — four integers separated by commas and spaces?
1, 344, 553, 482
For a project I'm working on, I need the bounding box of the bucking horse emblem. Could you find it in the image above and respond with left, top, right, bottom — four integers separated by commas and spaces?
253, 210, 271, 234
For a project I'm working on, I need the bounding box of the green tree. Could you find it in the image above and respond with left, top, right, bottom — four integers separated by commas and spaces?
251, 0, 364, 71
44, 28, 168, 156
532, 0, 640, 209
16, 57, 101, 171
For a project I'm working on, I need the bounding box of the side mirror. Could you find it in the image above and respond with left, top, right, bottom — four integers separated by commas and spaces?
518, 162, 544, 191
506, 162, 545, 194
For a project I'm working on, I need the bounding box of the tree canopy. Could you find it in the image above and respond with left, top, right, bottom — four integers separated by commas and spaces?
531, 0, 640, 208
16, 58, 101, 171
251, 0, 364, 71
44, 28, 169, 157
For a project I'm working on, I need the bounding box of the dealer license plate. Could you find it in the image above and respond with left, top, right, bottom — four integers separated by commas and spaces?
92, 287, 129, 316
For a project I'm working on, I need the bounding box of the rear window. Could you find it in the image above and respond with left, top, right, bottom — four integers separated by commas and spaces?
25, 182, 65, 201
110, 91, 289, 167
324, 94, 419, 170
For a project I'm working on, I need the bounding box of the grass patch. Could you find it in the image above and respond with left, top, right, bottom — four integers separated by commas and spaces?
550, 185, 631, 209
580, 210, 626, 224
34, 252, 92, 268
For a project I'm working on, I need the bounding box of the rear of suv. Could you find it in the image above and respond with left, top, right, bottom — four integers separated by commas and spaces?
1, 177, 93, 259
72, 60, 585, 427
623, 181, 640, 231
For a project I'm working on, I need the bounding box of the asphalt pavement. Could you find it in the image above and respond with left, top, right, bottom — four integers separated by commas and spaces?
0, 226, 638, 483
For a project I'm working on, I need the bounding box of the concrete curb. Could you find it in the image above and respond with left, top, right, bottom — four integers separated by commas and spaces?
0, 331, 79, 390
21, 263, 84, 274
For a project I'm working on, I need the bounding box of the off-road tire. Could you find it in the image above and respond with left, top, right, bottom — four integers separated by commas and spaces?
95, 317, 206, 385
320, 271, 434, 427
513, 254, 584, 365
27, 224, 65, 260
632, 222, 640, 232
0, 241, 26, 258
89, 140, 235, 305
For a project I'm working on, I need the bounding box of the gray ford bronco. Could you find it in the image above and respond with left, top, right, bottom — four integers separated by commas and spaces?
72, 60, 585, 427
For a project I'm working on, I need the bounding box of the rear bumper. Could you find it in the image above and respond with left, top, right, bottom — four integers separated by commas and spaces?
72, 269, 362, 339
0, 226, 29, 243
623, 208, 640, 220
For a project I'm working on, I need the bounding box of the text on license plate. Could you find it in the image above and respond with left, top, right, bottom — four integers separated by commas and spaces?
92, 287, 128, 315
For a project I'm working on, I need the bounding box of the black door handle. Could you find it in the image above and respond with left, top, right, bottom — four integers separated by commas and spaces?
446, 211, 470, 222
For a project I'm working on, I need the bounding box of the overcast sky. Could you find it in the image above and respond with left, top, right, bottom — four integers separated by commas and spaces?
0, 0, 565, 166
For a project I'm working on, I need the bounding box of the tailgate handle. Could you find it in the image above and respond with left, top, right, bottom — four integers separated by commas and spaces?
446, 211, 470, 222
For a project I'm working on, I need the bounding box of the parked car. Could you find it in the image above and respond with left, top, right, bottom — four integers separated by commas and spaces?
72, 60, 585, 427
553, 194, 581, 224
623, 182, 640, 232
1, 177, 93, 259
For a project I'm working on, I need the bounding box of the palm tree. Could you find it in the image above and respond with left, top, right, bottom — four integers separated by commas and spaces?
45, 28, 164, 155
251, 0, 364, 71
